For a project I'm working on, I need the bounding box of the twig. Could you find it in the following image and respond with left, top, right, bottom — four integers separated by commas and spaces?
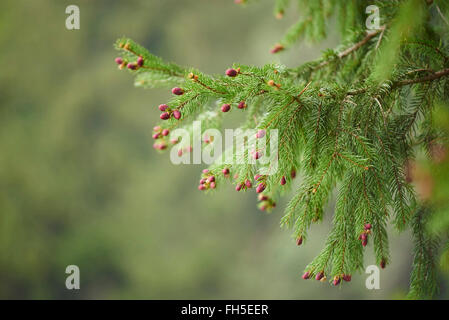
393, 67, 449, 87
436, 4, 449, 27
375, 26, 386, 50
347, 67, 449, 95
374, 97, 387, 129
403, 41, 449, 63
315, 26, 385, 70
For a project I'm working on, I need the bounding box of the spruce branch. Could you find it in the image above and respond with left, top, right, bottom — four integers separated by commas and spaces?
408, 207, 439, 299
114, 0, 449, 298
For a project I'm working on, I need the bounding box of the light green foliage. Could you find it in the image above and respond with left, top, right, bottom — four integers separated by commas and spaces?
116, 0, 449, 298
372, 0, 427, 82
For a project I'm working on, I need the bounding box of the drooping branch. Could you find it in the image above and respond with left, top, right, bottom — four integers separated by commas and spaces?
114, 0, 449, 297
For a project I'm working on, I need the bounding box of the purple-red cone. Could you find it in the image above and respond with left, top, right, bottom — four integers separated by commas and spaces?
270, 43, 284, 54
245, 179, 252, 188
280, 176, 286, 185
256, 183, 266, 193
333, 277, 341, 286
173, 110, 181, 119
115, 57, 123, 65
296, 236, 303, 246
160, 112, 170, 120
302, 272, 310, 280
315, 272, 324, 281
226, 68, 238, 77
342, 274, 352, 282
127, 63, 137, 70
137, 56, 144, 67
153, 143, 166, 150
360, 231, 368, 246
253, 151, 262, 160
221, 104, 231, 112
172, 87, 184, 95
162, 129, 170, 136
238, 101, 247, 109
362, 238, 368, 247
291, 169, 296, 179
256, 129, 266, 139
159, 104, 168, 111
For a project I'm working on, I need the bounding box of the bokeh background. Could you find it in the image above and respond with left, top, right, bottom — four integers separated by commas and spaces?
0, 0, 447, 299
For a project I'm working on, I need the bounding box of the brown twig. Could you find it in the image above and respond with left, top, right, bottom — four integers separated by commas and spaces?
393, 67, 449, 87
347, 67, 449, 95
315, 26, 385, 71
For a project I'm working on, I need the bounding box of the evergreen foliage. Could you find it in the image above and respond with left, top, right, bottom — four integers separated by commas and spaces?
114, 0, 449, 298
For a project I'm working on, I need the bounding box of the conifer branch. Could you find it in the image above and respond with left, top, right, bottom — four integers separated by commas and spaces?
115, 0, 449, 297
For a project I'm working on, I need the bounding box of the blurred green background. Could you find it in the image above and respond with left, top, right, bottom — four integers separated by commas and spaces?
0, 0, 439, 299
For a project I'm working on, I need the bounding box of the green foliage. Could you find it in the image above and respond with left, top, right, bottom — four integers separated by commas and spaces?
115, 0, 449, 298
372, 0, 427, 82
407, 207, 439, 299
